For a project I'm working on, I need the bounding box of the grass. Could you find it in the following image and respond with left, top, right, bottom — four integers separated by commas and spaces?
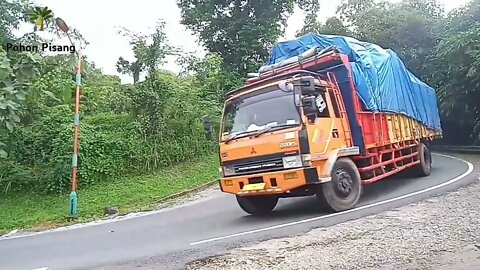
0, 153, 219, 234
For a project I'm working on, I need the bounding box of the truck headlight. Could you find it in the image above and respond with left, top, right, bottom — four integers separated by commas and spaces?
282, 155, 303, 169
222, 165, 235, 176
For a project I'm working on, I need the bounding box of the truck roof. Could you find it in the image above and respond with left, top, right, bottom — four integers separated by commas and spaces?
225, 50, 341, 100
225, 75, 329, 102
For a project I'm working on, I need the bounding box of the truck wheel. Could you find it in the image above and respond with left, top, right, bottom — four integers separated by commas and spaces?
317, 158, 362, 212
236, 195, 278, 216
413, 143, 432, 177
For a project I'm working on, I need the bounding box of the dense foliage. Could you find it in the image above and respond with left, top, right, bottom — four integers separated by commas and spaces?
0, 1, 238, 194
177, 0, 319, 75
0, 0, 479, 195
298, 0, 480, 144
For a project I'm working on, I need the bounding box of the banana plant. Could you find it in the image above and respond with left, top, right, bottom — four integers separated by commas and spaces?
29, 6, 54, 31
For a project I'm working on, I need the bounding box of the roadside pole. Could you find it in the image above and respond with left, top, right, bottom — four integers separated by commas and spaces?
70, 48, 81, 218
55, 17, 81, 218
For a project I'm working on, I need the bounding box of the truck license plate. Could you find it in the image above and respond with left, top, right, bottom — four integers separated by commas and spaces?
242, 183, 266, 191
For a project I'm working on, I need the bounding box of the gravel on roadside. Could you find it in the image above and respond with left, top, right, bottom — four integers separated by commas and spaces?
187, 178, 480, 270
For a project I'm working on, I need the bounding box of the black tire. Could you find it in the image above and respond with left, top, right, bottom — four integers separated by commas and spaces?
317, 158, 362, 212
236, 195, 278, 216
412, 143, 432, 177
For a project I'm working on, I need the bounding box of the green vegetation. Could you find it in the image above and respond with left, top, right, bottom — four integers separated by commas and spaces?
0, 0, 231, 231
0, 0, 479, 231
177, 0, 320, 74
0, 153, 219, 233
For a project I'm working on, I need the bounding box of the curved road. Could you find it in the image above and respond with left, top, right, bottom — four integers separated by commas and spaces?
0, 154, 478, 270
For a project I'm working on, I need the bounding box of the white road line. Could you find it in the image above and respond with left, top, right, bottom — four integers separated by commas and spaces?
189, 153, 476, 246
32, 267, 48, 270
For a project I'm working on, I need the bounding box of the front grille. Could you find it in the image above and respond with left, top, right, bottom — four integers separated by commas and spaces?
233, 156, 284, 175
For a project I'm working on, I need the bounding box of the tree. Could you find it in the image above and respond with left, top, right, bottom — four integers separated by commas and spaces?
0, 0, 31, 45
116, 56, 142, 84
177, 0, 317, 75
0, 3, 220, 195
298, 17, 351, 36
0, 2, 91, 158
434, 27, 480, 145
116, 20, 177, 84
28, 6, 54, 31
24, 55, 76, 123
298, 0, 321, 35
402, 0, 443, 18
177, 53, 243, 106
337, 0, 443, 78
0, 48, 41, 157
337, 0, 376, 29
429, 0, 480, 144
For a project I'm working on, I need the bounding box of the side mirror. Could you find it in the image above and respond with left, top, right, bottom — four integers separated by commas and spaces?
300, 76, 315, 95
202, 115, 213, 141
301, 96, 317, 114
301, 96, 318, 123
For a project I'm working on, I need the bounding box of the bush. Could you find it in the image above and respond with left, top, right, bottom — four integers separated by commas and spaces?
1, 56, 229, 195
1, 107, 138, 193
1, 102, 216, 194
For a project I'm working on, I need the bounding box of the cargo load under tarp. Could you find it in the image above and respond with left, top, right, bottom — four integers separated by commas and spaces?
264, 33, 442, 132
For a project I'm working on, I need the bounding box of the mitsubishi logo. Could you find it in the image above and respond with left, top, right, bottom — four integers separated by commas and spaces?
250, 147, 257, 155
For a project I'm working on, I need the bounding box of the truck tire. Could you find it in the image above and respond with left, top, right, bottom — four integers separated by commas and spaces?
316, 158, 362, 212
412, 143, 432, 177
236, 195, 278, 216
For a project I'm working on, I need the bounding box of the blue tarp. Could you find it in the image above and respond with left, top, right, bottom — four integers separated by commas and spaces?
267, 33, 442, 132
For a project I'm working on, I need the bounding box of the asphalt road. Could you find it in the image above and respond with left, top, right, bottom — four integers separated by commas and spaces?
0, 153, 478, 270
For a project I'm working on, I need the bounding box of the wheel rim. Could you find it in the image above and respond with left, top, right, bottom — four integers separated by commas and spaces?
333, 169, 353, 199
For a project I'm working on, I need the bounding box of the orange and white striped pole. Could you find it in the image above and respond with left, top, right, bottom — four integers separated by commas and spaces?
70, 48, 81, 217
55, 17, 80, 218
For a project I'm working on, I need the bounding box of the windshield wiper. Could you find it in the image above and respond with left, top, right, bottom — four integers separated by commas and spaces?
224, 123, 298, 143
224, 130, 257, 143
253, 123, 299, 138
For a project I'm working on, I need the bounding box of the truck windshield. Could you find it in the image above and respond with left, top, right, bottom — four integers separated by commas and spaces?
221, 88, 301, 140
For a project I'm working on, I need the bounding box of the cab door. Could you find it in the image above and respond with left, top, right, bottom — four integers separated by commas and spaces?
306, 86, 351, 155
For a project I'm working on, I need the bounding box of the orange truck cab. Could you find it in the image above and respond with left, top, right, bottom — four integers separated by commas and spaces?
202, 48, 441, 216
211, 72, 364, 215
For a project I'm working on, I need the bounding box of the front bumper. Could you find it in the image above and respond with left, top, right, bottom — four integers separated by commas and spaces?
219, 167, 326, 196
